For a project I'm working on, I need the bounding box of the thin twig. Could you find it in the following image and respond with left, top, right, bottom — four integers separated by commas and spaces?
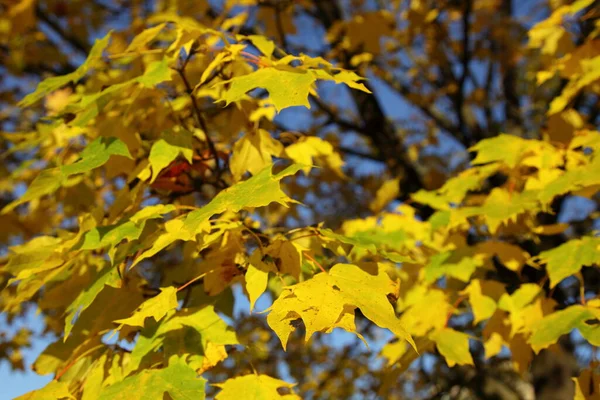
175, 56, 221, 173
244, 227, 265, 255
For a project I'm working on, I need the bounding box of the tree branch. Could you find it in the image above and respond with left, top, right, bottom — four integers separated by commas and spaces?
35, 6, 91, 56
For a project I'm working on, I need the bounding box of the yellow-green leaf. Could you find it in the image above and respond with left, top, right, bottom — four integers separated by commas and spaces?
114, 287, 178, 328
16, 380, 74, 400
97, 358, 206, 400
430, 328, 474, 367
537, 237, 600, 288
64, 267, 121, 340
216, 67, 316, 112
125, 23, 167, 53
19, 32, 112, 107
214, 374, 300, 400
267, 263, 414, 351
528, 305, 598, 352
149, 129, 194, 182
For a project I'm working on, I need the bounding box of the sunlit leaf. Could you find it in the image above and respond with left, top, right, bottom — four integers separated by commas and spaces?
97, 358, 206, 400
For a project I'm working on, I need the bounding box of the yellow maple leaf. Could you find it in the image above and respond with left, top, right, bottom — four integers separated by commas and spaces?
267, 263, 414, 351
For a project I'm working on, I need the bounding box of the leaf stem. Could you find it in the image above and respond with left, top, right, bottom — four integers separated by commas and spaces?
303, 251, 327, 274
177, 272, 207, 292
445, 295, 467, 327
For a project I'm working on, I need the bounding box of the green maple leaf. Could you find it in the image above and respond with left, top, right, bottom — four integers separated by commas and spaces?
2, 137, 132, 213
130, 163, 304, 268
528, 305, 600, 352
216, 67, 316, 112
537, 236, 600, 288
97, 358, 206, 400
470, 134, 534, 168
126, 305, 238, 374
149, 129, 194, 182
64, 266, 120, 340
114, 286, 178, 328
18, 31, 112, 107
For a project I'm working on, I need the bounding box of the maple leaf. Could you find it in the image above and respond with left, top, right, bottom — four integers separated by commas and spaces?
229, 129, 283, 181
16, 380, 74, 400
267, 263, 414, 351
18, 31, 112, 107
97, 358, 206, 400
430, 328, 474, 367
149, 129, 194, 182
2, 137, 132, 213
114, 287, 178, 328
537, 237, 600, 288
64, 267, 121, 340
130, 163, 304, 268
126, 305, 238, 374
528, 305, 600, 352
214, 374, 300, 400
217, 67, 316, 112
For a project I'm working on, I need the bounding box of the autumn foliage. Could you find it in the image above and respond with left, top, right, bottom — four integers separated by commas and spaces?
1, 0, 600, 399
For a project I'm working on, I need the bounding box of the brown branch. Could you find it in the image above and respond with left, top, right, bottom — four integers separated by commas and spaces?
498, 0, 523, 131
455, 0, 473, 145
274, 3, 289, 52
312, 1, 424, 200
175, 52, 221, 173
35, 5, 90, 56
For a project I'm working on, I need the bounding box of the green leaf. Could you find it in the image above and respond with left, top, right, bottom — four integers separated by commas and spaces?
137, 58, 173, 88
97, 358, 206, 400
125, 23, 167, 53
319, 228, 411, 262
183, 163, 303, 235
77, 204, 176, 253
5, 236, 62, 273
216, 67, 316, 112
73, 58, 172, 126
430, 328, 474, 367
64, 266, 120, 340
61, 136, 132, 176
127, 305, 238, 374
469, 134, 533, 168
528, 305, 597, 352
132, 164, 304, 269
1, 169, 63, 213
18, 32, 112, 107
459, 189, 539, 234
214, 374, 299, 400
498, 283, 541, 312
538, 157, 600, 205
78, 222, 142, 251
114, 287, 178, 328
424, 250, 484, 283
149, 129, 194, 182
2, 137, 131, 213
537, 237, 600, 288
